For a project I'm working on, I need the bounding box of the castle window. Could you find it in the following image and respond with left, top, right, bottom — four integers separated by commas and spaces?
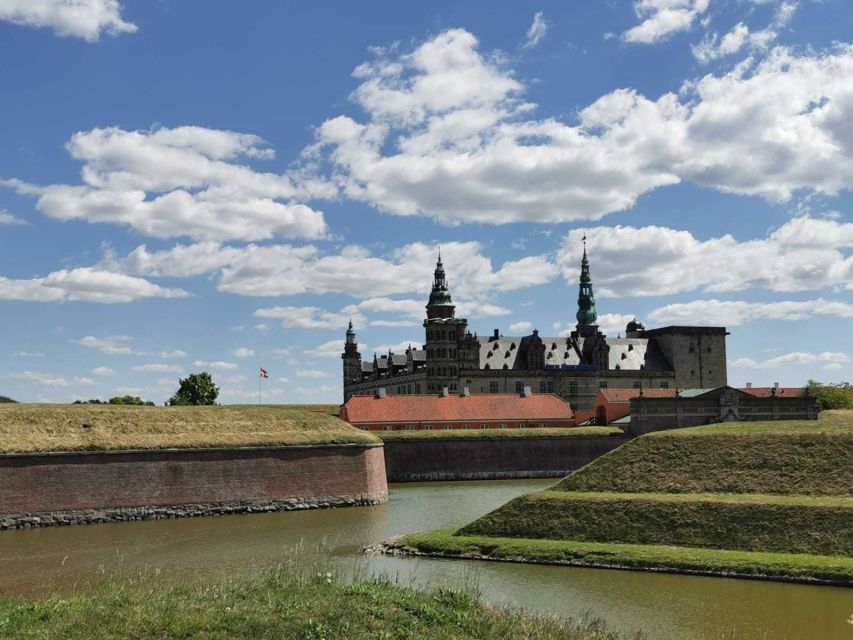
515, 381, 524, 393
621, 353, 627, 360
450, 331, 455, 340
633, 381, 642, 389
510, 343, 516, 350
415, 384, 421, 393
489, 381, 499, 393
599, 381, 608, 389
551, 343, 557, 350
547, 381, 555, 393
499, 423, 507, 429
539, 381, 547, 393
425, 424, 432, 430
502, 364, 509, 370
481, 423, 488, 429
462, 424, 470, 429
689, 346, 695, 354
569, 381, 578, 395
660, 381, 669, 389
484, 364, 491, 370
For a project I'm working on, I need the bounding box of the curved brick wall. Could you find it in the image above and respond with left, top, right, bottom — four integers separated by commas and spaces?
383, 436, 627, 481
0, 443, 387, 528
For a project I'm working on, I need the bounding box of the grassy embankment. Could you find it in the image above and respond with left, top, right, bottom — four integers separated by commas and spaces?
0, 404, 378, 453
394, 411, 853, 584
0, 566, 629, 640
0, 396, 16, 403
378, 426, 623, 441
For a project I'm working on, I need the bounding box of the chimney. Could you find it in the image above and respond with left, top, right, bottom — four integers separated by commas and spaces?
773, 382, 780, 389
376, 388, 386, 399
441, 387, 449, 397
746, 382, 752, 389
493, 328, 500, 339
522, 385, 532, 397
462, 387, 470, 397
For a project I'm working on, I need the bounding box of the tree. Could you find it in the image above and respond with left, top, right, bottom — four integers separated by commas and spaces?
804, 380, 853, 411
0, 395, 17, 403
169, 372, 219, 406
108, 395, 155, 406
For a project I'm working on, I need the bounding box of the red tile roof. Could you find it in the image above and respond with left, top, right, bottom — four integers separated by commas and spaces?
738, 387, 804, 398
598, 388, 679, 403
343, 393, 573, 424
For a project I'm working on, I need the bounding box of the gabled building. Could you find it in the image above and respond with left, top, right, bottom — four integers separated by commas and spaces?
343, 242, 730, 411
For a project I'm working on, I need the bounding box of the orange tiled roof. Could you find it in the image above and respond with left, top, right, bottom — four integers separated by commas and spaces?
343, 393, 573, 424
598, 388, 679, 403
738, 387, 804, 398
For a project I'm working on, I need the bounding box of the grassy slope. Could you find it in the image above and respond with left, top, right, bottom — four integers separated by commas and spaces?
0, 396, 16, 403
399, 411, 853, 582
556, 410, 853, 496
378, 426, 623, 441
0, 568, 627, 640
401, 531, 853, 585
0, 404, 377, 453
457, 491, 853, 556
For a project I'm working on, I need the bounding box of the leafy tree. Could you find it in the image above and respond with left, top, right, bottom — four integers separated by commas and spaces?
804, 380, 853, 411
169, 372, 219, 406
108, 395, 155, 406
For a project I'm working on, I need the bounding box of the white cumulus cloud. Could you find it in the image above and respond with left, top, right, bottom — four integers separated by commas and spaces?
622, 0, 709, 44
731, 351, 850, 370
650, 299, 853, 326
0, 0, 137, 42
523, 11, 548, 49
0, 268, 188, 303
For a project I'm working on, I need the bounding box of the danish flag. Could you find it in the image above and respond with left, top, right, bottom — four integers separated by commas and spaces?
259, 368, 269, 379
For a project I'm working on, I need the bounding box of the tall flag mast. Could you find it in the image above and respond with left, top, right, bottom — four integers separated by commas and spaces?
259, 367, 268, 405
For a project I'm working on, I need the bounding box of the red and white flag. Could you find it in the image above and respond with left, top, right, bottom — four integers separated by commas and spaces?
259, 368, 269, 379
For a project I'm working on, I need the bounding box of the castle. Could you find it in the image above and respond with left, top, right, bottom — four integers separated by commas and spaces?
342, 243, 728, 412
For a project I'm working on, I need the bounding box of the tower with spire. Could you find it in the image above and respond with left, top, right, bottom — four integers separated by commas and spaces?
341, 318, 362, 400
423, 251, 469, 393
575, 235, 599, 336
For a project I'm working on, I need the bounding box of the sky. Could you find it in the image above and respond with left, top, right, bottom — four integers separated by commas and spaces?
0, 0, 851, 405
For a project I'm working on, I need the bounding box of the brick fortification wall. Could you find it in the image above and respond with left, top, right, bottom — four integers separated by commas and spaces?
0, 443, 387, 529
383, 436, 627, 482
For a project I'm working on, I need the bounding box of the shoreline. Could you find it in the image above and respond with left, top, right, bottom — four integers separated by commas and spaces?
379, 534, 853, 588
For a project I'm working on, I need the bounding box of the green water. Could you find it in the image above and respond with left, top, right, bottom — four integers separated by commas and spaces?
0, 479, 850, 639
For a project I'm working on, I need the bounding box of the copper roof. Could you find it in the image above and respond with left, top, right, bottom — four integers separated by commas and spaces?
598, 388, 680, 403
738, 387, 804, 398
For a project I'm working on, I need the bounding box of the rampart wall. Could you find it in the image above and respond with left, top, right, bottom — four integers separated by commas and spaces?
0, 443, 387, 529
382, 435, 627, 481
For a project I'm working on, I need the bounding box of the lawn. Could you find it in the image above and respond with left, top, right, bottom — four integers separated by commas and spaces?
0, 566, 629, 640
0, 404, 377, 453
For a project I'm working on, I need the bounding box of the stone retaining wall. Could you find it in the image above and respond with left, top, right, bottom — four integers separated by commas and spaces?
0, 443, 387, 529
382, 436, 627, 482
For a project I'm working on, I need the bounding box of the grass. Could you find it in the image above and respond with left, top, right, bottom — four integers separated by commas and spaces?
378, 426, 624, 441
556, 410, 853, 496
0, 565, 632, 640
0, 404, 378, 453
398, 531, 853, 585
456, 491, 853, 556
0, 396, 16, 403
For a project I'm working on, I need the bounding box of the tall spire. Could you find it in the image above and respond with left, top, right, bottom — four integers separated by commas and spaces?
426, 251, 455, 319
345, 317, 356, 344
576, 235, 598, 329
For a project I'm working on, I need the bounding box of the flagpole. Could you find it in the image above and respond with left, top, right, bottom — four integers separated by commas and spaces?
259, 367, 262, 406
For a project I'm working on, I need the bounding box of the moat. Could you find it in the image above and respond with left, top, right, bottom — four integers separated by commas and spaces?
0, 479, 849, 640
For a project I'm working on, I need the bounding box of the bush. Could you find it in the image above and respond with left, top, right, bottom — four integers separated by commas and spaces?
804, 380, 853, 411
72, 396, 155, 406
0, 395, 17, 403
169, 372, 219, 406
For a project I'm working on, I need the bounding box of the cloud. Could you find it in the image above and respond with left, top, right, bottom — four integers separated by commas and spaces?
91, 366, 116, 377
305, 31, 853, 225
692, 2, 799, 64
110, 239, 556, 300
731, 351, 850, 370
522, 11, 548, 49
622, 0, 710, 44
159, 350, 186, 358
650, 299, 853, 326
295, 384, 337, 397
296, 369, 329, 378
0, 0, 137, 42
14, 351, 44, 357
305, 340, 349, 358
509, 321, 533, 332
255, 306, 360, 330
192, 360, 239, 371
372, 341, 422, 354
557, 217, 853, 297
232, 347, 255, 358
0, 209, 26, 225
5, 370, 94, 387
0, 267, 188, 303
132, 363, 183, 373
2, 125, 329, 242
71, 335, 137, 355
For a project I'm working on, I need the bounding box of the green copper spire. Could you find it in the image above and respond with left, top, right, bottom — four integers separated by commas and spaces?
426, 250, 455, 319
576, 236, 598, 327
345, 318, 356, 344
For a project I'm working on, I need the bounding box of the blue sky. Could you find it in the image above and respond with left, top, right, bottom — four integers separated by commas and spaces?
1, 0, 851, 404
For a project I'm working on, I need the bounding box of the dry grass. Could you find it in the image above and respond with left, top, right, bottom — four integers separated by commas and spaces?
0, 404, 378, 453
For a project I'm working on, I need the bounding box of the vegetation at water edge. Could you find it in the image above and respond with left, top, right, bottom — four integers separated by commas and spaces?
0, 566, 634, 640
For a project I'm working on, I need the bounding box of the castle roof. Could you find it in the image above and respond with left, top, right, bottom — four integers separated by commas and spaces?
738, 387, 804, 398
598, 388, 680, 403
342, 393, 573, 424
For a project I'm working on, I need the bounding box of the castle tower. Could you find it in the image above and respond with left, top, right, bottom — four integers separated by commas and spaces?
424, 251, 467, 393
341, 319, 361, 401
575, 236, 599, 337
